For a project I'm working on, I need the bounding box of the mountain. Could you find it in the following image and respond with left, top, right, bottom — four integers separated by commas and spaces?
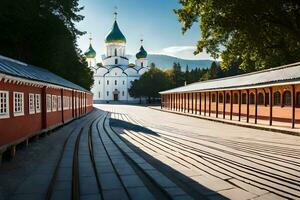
147, 54, 215, 71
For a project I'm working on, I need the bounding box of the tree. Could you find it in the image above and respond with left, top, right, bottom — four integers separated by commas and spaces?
171, 62, 185, 87
175, 0, 300, 71
0, 0, 93, 90
129, 67, 172, 102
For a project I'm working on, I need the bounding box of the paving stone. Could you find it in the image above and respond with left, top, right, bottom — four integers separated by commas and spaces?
79, 176, 99, 195
9, 194, 45, 200
127, 187, 155, 200
50, 190, 71, 200
53, 180, 71, 191
102, 189, 129, 200
80, 194, 102, 200
218, 188, 257, 200
100, 173, 122, 190
121, 174, 145, 188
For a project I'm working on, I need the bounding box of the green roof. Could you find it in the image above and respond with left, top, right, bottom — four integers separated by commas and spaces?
136, 45, 147, 59
84, 44, 96, 58
105, 21, 126, 43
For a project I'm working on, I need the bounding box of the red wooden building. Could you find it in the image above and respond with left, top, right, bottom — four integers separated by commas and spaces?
0, 55, 93, 160
160, 62, 300, 130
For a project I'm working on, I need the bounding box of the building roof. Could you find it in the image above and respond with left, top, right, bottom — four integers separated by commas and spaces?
160, 62, 300, 94
136, 45, 147, 59
0, 55, 89, 92
84, 44, 96, 58
105, 20, 126, 43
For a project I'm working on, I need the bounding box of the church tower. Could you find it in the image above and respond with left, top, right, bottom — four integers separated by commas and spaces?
84, 34, 96, 68
135, 39, 148, 67
102, 11, 129, 67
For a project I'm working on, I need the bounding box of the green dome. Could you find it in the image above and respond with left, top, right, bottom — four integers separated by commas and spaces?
105, 21, 126, 43
136, 45, 147, 59
84, 44, 96, 58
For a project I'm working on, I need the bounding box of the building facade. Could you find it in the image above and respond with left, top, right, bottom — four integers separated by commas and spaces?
160, 62, 300, 129
85, 13, 149, 103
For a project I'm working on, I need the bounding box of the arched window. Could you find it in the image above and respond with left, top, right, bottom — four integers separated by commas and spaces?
219, 93, 223, 103
273, 91, 281, 106
115, 80, 117, 85
226, 93, 230, 103
114, 49, 117, 56
233, 93, 238, 104
115, 59, 118, 64
283, 91, 291, 106
122, 91, 125, 96
212, 94, 216, 102
265, 93, 270, 105
249, 93, 255, 104
242, 93, 247, 104
107, 80, 109, 85
258, 93, 264, 105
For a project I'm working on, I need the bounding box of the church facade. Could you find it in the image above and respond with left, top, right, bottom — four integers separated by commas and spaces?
85, 14, 149, 103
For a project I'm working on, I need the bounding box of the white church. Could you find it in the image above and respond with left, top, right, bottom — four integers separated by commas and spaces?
84, 12, 149, 103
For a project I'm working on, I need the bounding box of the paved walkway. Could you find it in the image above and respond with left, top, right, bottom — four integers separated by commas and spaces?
1, 105, 300, 200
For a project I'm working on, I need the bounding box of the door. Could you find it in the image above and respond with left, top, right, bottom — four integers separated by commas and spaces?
113, 93, 118, 101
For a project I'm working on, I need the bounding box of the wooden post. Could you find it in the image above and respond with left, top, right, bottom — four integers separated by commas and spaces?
269, 87, 273, 126
230, 90, 233, 120
255, 89, 258, 124
204, 92, 207, 116
246, 89, 249, 123
209, 92, 211, 116
187, 93, 190, 113
292, 85, 295, 128
199, 93, 202, 115
184, 93, 186, 113
216, 92, 219, 118
195, 93, 198, 114
223, 91, 226, 119
191, 93, 194, 114
238, 90, 241, 121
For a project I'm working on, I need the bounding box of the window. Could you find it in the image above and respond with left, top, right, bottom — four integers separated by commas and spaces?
297, 92, 300, 106
212, 94, 216, 102
115, 80, 117, 85
122, 91, 124, 96
123, 80, 125, 85
273, 91, 281, 106
52, 95, 57, 111
258, 93, 264, 105
249, 93, 255, 104
233, 93, 238, 104
98, 92, 101, 98
283, 91, 291, 106
47, 94, 51, 112
115, 59, 118, 64
14, 92, 24, 116
241, 93, 247, 104
219, 93, 223, 103
141, 62, 143, 67
107, 80, 109, 85
0, 91, 9, 119
265, 93, 270, 105
98, 80, 100, 85
107, 91, 109, 96
114, 49, 117, 56
58, 96, 62, 111
35, 94, 41, 113
69, 97, 72, 109
29, 93, 35, 114
226, 93, 230, 103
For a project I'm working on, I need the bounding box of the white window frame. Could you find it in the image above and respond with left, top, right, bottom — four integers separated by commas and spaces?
52, 95, 57, 111
69, 96, 72, 109
28, 93, 35, 114
0, 91, 9, 119
13, 92, 24, 116
35, 94, 41, 113
57, 96, 62, 111
47, 94, 52, 112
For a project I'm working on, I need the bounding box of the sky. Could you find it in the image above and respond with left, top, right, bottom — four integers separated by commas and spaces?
77, 0, 214, 62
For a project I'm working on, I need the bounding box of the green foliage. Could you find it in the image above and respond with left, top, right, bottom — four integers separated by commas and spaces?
0, 0, 93, 90
175, 0, 300, 71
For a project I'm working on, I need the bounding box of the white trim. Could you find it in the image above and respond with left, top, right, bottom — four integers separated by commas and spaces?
28, 93, 35, 114
35, 94, 41, 113
47, 94, 51, 112
0, 90, 9, 119
52, 95, 57, 112
58, 96, 62, 111
13, 92, 24, 116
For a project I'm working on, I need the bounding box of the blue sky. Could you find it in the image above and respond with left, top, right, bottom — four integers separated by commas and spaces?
77, 0, 213, 61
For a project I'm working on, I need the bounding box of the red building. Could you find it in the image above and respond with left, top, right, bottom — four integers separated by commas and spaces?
160, 62, 300, 130
0, 55, 93, 160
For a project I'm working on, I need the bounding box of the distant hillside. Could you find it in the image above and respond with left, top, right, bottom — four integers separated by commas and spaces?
147, 54, 215, 71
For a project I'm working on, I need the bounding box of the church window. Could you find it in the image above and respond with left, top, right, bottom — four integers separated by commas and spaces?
226, 93, 230, 103
35, 94, 41, 113
115, 80, 117, 85
98, 80, 100, 85
107, 91, 109, 96
265, 93, 270, 105
29, 93, 35, 114
122, 91, 124, 96
219, 93, 223, 103
107, 80, 109, 85
14, 92, 24, 116
141, 62, 143, 67
115, 59, 118, 64
115, 49, 117, 56
0, 91, 9, 119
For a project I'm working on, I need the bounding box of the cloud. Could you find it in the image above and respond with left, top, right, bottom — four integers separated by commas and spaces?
151, 46, 217, 60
